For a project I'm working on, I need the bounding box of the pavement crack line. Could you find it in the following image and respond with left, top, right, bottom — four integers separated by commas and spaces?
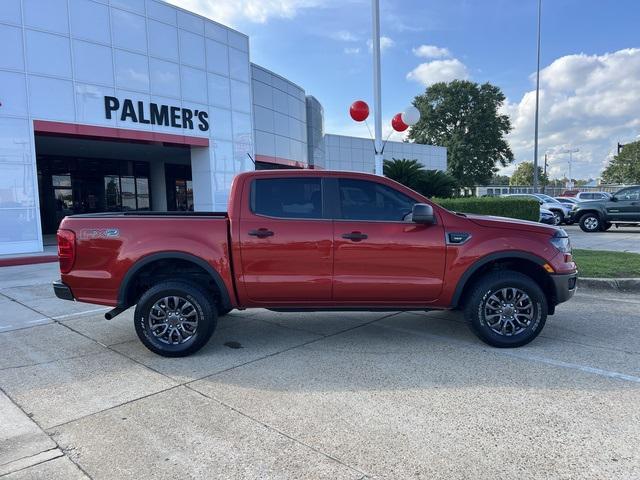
0, 452, 64, 478
185, 384, 370, 479
0, 385, 95, 480
0, 448, 61, 469
40, 312, 401, 442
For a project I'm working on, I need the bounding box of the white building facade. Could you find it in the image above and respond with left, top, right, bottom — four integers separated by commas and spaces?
0, 0, 446, 256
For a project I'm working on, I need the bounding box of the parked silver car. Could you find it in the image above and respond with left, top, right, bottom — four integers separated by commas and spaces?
575, 191, 612, 201
502, 193, 573, 225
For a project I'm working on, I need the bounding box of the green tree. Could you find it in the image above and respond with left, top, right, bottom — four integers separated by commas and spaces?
383, 158, 458, 198
488, 174, 510, 185
602, 141, 640, 183
408, 80, 514, 187
510, 161, 549, 186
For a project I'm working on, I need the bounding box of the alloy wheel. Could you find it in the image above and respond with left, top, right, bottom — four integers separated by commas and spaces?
148, 295, 199, 345
483, 287, 534, 337
584, 216, 599, 231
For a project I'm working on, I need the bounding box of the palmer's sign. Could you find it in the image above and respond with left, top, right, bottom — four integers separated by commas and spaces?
104, 96, 209, 132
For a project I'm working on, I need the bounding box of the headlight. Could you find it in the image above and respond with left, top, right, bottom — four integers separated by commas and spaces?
550, 229, 571, 253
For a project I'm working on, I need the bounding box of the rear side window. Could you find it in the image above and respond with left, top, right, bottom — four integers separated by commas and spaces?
251, 178, 322, 219
338, 178, 417, 221
616, 187, 640, 201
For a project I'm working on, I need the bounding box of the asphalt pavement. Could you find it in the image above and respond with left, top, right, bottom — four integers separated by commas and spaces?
564, 224, 640, 253
1, 262, 639, 479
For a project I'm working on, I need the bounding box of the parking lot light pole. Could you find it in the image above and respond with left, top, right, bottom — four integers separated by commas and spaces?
559, 148, 579, 189
533, 0, 542, 193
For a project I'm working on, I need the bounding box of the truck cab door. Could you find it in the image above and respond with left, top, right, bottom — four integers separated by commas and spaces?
237, 176, 333, 306
609, 186, 640, 222
330, 178, 446, 304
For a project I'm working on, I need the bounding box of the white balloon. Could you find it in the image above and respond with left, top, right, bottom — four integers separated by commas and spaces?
401, 105, 420, 126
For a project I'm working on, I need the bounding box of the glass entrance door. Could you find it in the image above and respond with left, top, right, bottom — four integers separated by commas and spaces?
164, 164, 193, 211
37, 156, 152, 234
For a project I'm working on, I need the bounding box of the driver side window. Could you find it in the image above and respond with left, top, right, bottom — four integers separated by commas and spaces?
338, 179, 417, 221
616, 187, 640, 201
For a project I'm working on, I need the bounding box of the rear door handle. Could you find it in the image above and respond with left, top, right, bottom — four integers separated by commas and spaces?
248, 228, 274, 238
342, 232, 368, 241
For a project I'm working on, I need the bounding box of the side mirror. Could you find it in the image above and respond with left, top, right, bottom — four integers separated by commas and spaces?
611, 196, 618, 202
412, 203, 435, 224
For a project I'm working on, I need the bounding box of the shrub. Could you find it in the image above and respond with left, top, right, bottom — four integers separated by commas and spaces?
432, 197, 539, 222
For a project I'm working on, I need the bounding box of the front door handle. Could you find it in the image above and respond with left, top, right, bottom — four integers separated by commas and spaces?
248, 228, 274, 238
342, 232, 368, 242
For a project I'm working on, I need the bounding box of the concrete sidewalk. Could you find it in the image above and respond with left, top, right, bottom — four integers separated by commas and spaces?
1, 263, 639, 479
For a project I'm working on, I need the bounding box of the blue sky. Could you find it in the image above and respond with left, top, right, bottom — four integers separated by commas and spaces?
171, 0, 640, 180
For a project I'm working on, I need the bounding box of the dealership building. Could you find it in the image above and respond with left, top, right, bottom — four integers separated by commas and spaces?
0, 0, 446, 256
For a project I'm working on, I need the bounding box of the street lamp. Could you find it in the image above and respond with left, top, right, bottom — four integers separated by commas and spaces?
532, 0, 542, 193
558, 148, 579, 188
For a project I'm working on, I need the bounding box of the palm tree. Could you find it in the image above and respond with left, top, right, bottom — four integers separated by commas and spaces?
383, 158, 425, 191
417, 170, 458, 198
384, 158, 458, 198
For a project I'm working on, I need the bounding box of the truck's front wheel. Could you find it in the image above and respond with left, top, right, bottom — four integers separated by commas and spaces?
579, 213, 602, 232
464, 271, 547, 348
134, 281, 217, 357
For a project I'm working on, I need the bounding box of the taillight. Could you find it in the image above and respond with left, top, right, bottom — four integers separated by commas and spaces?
57, 229, 76, 274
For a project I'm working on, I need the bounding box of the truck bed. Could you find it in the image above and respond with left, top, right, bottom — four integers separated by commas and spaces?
58, 212, 235, 307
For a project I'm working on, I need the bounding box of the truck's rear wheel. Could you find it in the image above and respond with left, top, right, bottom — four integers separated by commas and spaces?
579, 213, 602, 232
134, 281, 217, 357
464, 271, 547, 348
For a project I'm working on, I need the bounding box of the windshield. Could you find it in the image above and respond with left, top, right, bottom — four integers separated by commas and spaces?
534, 194, 559, 203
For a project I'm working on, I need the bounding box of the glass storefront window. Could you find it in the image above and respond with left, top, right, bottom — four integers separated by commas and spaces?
136, 177, 150, 210
104, 175, 121, 211
121, 176, 136, 211
52, 174, 71, 187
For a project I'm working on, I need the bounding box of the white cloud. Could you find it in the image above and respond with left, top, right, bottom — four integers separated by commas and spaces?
412, 45, 450, 59
406, 59, 469, 86
166, 0, 323, 25
367, 36, 395, 53
331, 30, 358, 42
343, 47, 360, 55
502, 48, 640, 180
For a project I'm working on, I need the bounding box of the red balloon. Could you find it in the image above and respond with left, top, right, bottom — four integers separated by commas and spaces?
391, 113, 408, 132
350, 100, 369, 122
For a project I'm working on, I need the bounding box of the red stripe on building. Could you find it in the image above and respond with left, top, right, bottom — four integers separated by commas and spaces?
33, 120, 209, 147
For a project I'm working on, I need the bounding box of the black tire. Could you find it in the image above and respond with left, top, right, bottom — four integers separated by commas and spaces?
134, 281, 217, 357
550, 210, 563, 225
579, 213, 602, 232
602, 222, 613, 231
464, 270, 547, 348
218, 307, 233, 316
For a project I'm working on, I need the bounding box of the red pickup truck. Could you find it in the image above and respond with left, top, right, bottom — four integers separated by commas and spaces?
54, 170, 577, 357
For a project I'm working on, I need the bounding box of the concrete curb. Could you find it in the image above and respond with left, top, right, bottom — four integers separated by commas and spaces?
579, 277, 640, 292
